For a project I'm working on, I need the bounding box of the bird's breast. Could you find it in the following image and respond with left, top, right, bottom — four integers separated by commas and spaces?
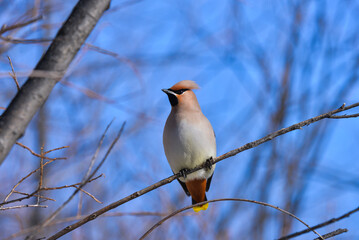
163, 111, 216, 180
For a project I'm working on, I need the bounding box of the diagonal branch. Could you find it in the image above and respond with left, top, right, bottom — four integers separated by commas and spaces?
0, 0, 111, 165
0, 15, 43, 35
47, 102, 359, 239
278, 206, 359, 240
7, 56, 20, 91
313, 228, 348, 240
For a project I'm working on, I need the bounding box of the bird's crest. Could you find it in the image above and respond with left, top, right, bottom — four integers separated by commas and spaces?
170, 80, 200, 91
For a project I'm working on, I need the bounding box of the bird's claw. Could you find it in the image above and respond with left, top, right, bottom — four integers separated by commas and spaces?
205, 157, 214, 170
179, 168, 190, 179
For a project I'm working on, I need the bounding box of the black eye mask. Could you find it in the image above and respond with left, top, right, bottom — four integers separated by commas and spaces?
169, 89, 189, 95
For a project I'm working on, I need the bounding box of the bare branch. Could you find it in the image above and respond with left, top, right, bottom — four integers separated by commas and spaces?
1, 191, 38, 206
40, 121, 125, 230
37, 145, 45, 205
4, 159, 56, 202
7, 56, 20, 91
139, 198, 324, 240
329, 113, 359, 119
47, 103, 359, 239
83, 119, 114, 181
313, 228, 348, 240
15, 142, 68, 161
0, 204, 47, 211
0, 15, 43, 34
40, 175, 103, 191
0, 35, 52, 44
278, 206, 359, 240
43, 145, 69, 155
13, 191, 55, 202
75, 187, 102, 204
2, 145, 67, 204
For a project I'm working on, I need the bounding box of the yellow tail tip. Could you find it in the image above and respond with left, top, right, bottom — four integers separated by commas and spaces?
193, 203, 209, 212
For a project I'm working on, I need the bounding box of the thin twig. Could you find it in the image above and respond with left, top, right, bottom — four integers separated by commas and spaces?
1, 191, 38, 206
13, 191, 55, 202
34, 175, 103, 204
313, 228, 347, 240
75, 187, 102, 204
7, 56, 20, 91
83, 119, 113, 181
278, 206, 359, 240
77, 192, 83, 217
85, 122, 125, 185
329, 113, 359, 119
3, 145, 67, 203
47, 103, 359, 240
139, 198, 323, 240
44, 146, 70, 155
40, 174, 103, 191
40, 122, 126, 229
3, 159, 56, 202
0, 171, 90, 207
0, 35, 52, 44
60, 80, 116, 104
76, 120, 113, 216
37, 145, 45, 205
84, 43, 143, 83
0, 16, 43, 34
16, 142, 68, 161
0, 204, 47, 211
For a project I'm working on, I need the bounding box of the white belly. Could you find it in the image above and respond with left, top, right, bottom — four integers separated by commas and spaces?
163, 112, 216, 181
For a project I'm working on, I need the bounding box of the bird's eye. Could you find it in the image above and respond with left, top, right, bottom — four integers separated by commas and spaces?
172, 89, 189, 95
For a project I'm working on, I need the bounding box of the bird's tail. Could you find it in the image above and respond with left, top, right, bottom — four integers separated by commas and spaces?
185, 179, 208, 212
192, 195, 208, 212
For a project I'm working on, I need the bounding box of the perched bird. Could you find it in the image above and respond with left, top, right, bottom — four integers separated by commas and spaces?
162, 80, 216, 212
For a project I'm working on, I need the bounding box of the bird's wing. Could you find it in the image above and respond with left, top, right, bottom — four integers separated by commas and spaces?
206, 173, 214, 192
177, 179, 190, 196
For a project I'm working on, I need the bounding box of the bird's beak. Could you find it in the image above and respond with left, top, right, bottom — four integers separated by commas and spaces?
162, 89, 174, 95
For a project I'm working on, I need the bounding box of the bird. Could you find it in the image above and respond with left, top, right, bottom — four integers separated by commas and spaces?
162, 80, 216, 212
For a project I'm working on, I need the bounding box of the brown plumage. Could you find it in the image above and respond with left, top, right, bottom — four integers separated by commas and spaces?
185, 179, 207, 204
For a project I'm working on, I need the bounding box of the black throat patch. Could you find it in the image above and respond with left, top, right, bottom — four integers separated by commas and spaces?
167, 94, 178, 106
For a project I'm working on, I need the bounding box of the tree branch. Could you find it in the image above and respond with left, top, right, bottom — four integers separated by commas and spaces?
0, 0, 111, 165
139, 198, 324, 240
38, 121, 125, 233
0, 204, 47, 211
278, 206, 359, 240
7, 56, 20, 91
313, 228, 348, 240
47, 102, 359, 239
329, 113, 359, 119
0, 15, 43, 35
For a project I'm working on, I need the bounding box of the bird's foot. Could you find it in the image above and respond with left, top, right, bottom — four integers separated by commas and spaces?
204, 157, 214, 170
179, 168, 190, 179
